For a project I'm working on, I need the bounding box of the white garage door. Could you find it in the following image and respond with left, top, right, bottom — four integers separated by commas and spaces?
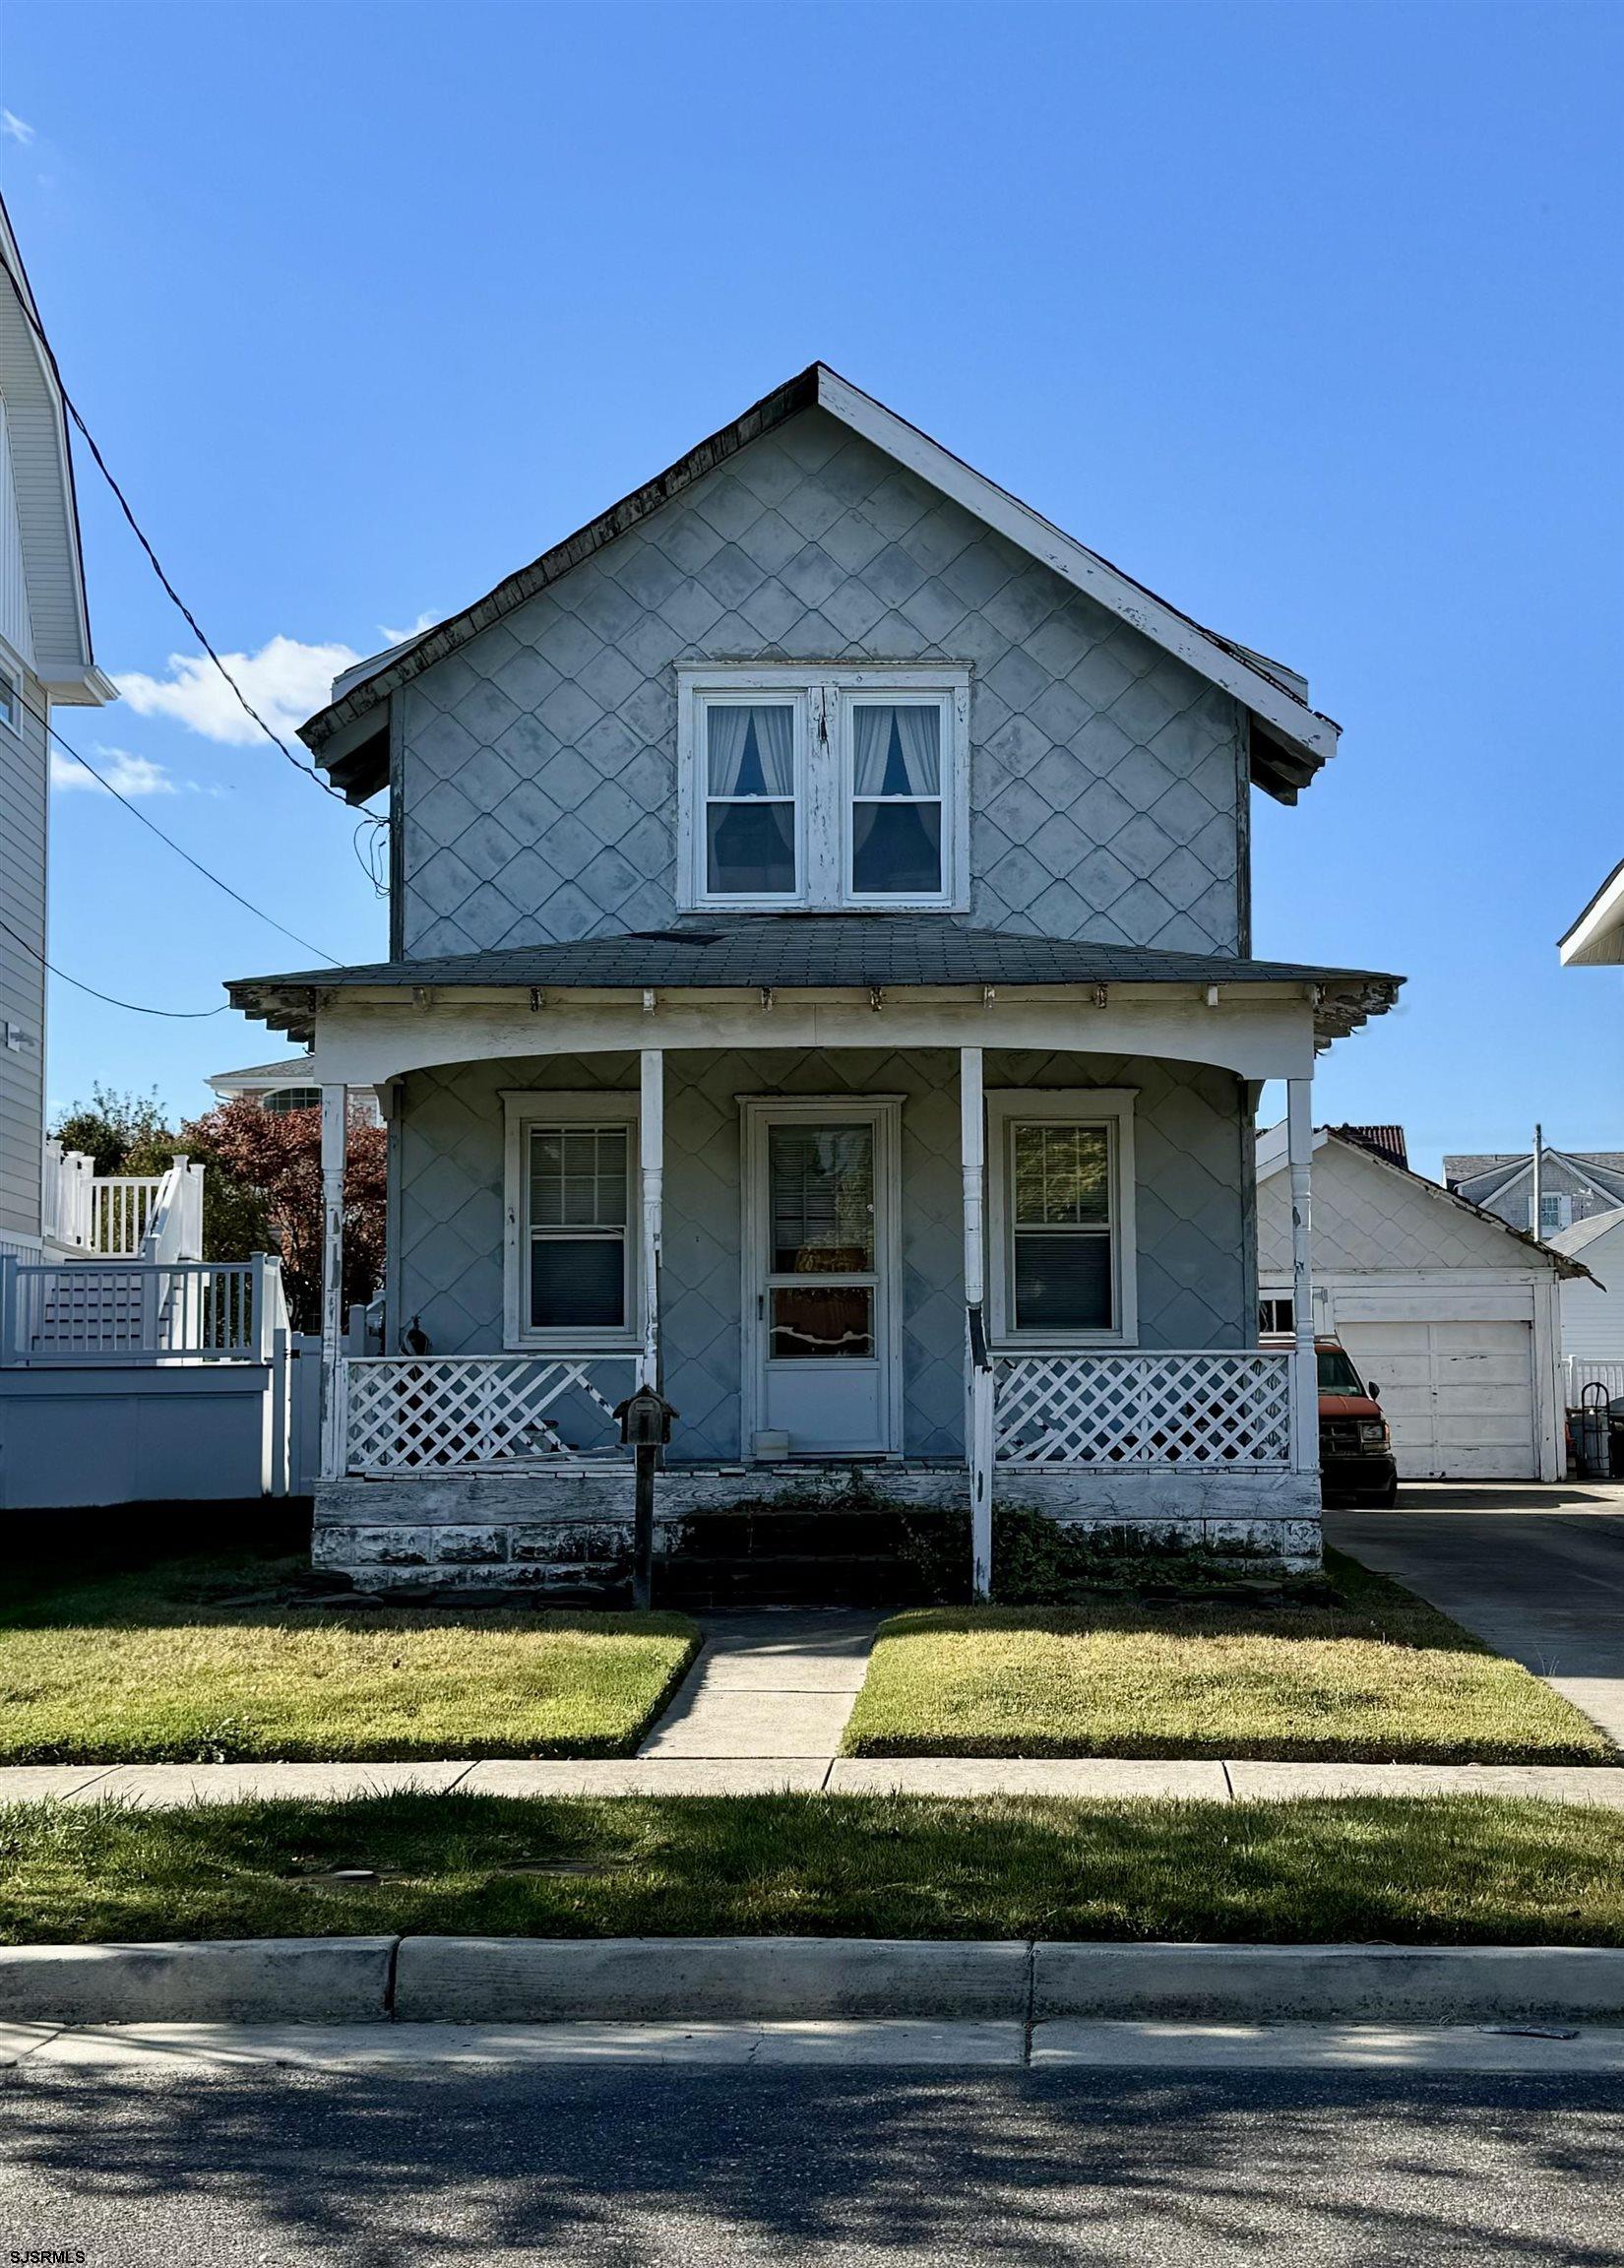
1336, 1319, 1537, 1481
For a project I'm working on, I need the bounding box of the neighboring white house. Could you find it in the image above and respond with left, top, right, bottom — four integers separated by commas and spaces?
1547, 1204, 1624, 1397
1257, 1124, 1585, 1483
0, 192, 116, 1261
208, 1052, 380, 1124
1560, 857, 1624, 968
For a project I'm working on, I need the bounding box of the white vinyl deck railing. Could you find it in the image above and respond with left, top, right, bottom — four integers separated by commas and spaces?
340, 1354, 642, 1473
40, 1144, 206, 1261
994, 1349, 1295, 1469
1566, 1358, 1624, 1407
0, 1256, 286, 1365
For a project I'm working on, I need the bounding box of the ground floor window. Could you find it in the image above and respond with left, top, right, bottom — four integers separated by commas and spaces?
502, 1092, 638, 1348
985, 1089, 1138, 1346
1259, 1293, 1295, 1335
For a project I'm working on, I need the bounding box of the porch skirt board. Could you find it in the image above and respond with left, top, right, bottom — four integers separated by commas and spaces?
311, 1467, 1324, 1594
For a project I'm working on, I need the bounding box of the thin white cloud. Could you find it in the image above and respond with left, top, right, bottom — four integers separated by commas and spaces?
378, 610, 438, 647
0, 110, 34, 146
113, 634, 361, 746
51, 747, 176, 797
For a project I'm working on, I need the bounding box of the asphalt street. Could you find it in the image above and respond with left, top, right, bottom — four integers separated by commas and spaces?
5, 2059, 1623, 2265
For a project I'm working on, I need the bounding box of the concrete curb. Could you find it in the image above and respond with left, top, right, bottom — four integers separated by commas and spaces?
1032, 1942, 1624, 2025
0, 1937, 396, 2026
5, 1935, 1624, 2028
393, 1935, 1029, 2023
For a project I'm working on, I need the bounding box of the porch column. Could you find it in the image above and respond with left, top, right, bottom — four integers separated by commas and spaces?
961, 1044, 994, 1599
639, 1048, 664, 1390
319, 1085, 347, 1480
1286, 1075, 1318, 1477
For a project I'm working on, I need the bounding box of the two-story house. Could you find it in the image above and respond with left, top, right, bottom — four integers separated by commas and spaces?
229, 366, 1400, 1595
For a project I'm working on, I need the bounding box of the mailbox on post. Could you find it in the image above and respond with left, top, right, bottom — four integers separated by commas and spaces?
613, 1385, 678, 1606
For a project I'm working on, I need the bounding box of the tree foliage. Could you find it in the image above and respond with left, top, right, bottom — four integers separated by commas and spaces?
51, 1086, 386, 1335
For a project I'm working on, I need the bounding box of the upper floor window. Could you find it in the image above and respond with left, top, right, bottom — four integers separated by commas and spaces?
677, 665, 968, 913
261, 1086, 321, 1114
0, 665, 19, 738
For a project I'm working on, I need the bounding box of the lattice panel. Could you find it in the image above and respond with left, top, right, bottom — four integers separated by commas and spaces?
344, 1354, 637, 1471
994, 1351, 1292, 1468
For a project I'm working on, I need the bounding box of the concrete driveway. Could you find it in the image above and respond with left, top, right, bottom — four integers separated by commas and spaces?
1326, 1480, 1624, 1745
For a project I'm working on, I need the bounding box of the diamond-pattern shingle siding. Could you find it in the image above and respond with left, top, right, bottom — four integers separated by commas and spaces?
396, 1048, 1250, 1461
1258, 1140, 1552, 1280
398, 410, 1244, 960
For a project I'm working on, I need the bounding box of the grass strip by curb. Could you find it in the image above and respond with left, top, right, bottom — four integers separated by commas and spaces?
841, 1550, 1613, 1765
4, 1791, 1624, 1948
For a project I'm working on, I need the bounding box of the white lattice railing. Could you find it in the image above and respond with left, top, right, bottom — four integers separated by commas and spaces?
341, 1354, 640, 1473
994, 1350, 1294, 1469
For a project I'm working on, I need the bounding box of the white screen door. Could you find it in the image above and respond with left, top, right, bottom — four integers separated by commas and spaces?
743, 1099, 901, 1456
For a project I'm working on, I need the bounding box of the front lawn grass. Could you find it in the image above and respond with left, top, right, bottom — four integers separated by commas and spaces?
2, 1791, 1622, 1946
0, 1552, 699, 1763
841, 1550, 1613, 1764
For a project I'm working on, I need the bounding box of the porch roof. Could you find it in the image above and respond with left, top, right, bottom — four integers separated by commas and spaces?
228, 917, 1402, 1045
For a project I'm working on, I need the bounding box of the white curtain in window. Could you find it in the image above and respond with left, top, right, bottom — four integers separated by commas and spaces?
852, 705, 940, 795
708, 703, 794, 795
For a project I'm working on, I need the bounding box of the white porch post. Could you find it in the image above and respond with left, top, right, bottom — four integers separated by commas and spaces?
1286, 1075, 1319, 1478
961, 1044, 994, 1600
639, 1048, 664, 1390
319, 1085, 347, 1480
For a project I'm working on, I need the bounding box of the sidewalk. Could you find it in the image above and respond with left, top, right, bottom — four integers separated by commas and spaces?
6, 1756, 1624, 1806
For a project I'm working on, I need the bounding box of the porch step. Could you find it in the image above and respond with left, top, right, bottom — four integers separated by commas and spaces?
656, 1551, 921, 1609
655, 1503, 955, 1607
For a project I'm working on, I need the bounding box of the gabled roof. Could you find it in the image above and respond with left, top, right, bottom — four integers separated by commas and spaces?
227, 917, 1401, 1045
1560, 856, 1624, 967
1546, 1202, 1624, 1259
0, 193, 112, 703
1256, 1121, 1593, 1280
299, 363, 1341, 807
1445, 1149, 1624, 1211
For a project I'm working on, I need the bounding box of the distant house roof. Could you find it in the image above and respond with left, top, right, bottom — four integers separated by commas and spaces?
1445, 1150, 1624, 1211
1334, 1123, 1407, 1170
298, 363, 1341, 808
1257, 1122, 1594, 1281
1560, 855, 1624, 968
227, 917, 1402, 1045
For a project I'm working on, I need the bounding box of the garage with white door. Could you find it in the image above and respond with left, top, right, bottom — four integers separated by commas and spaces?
1256, 1126, 1585, 1485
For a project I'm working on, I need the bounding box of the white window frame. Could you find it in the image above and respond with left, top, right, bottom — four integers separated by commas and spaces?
676, 664, 969, 914
985, 1089, 1138, 1349
0, 662, 19, 741
502, 1090, 640, 1353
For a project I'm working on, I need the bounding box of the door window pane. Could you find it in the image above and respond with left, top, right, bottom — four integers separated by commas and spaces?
771, 1285, 874, 1360
849, 704, 943, 896
769, 1125, 874, 1273
706, 703, 796, 895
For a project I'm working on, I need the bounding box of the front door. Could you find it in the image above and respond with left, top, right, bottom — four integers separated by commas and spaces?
743, 1099, 901, 1457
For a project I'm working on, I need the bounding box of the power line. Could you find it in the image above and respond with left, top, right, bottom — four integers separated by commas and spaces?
26, 692, 341, 966
0, 242, 355, 808
0, 909, 227, 1019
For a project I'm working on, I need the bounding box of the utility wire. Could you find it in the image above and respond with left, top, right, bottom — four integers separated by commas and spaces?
0, 244, 356, 807
0, 908, 227, 1018
24, 691, 340, 966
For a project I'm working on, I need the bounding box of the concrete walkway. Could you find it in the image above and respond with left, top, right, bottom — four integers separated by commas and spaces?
1328, 1480, 1624, 1745
635, 1610, 882, 1771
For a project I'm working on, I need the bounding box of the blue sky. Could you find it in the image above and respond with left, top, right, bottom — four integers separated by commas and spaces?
4, 0, 1619, 1176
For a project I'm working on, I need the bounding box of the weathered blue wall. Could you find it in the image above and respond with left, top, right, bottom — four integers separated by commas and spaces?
395, 409, 1246, 960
